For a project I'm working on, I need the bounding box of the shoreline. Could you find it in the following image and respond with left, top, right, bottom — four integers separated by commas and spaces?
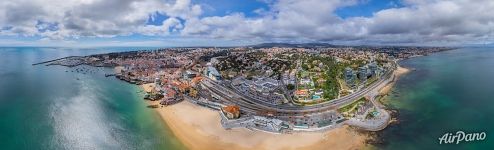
151, 100, 369, 150
136, 65, 412, 150
139, 83, 368, 150
379, 65, 410, 96
140, 83, 156, 93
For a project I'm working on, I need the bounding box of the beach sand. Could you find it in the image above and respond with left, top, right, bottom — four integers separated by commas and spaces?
114, 66, 124, 74
141, 83, 156, 93
379, 66, 410, 95
135, 66, 411, 150
152, 100, 369, 150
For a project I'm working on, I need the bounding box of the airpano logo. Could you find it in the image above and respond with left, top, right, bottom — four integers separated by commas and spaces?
439, 131, 486, 144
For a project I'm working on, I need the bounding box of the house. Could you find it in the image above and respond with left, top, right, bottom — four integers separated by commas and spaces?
295, 89, 308, 97
221, 105, 240, 119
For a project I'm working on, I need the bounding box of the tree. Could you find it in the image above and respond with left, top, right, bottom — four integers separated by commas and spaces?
301, 63, 308, 70
287, 84, 295, 90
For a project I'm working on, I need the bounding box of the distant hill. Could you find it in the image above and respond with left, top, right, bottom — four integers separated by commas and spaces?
249, 43, 338, 48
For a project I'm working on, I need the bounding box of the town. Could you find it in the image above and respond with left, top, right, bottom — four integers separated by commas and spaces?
38, 44, 452, 133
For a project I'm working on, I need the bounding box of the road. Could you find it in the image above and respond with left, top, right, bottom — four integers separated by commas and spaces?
200, 64, 397, 116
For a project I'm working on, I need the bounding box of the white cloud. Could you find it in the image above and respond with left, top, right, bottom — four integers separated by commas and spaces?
1, 0, 494, 46
138, 17, 183, 36
180, 0, 365, 41
178, 0, 494, 45
0, 0, 200, 39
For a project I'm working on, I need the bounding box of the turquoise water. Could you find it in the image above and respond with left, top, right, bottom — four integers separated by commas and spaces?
2, 47, 493, 150
377, 48, 494, 149
0, 47, 185, 149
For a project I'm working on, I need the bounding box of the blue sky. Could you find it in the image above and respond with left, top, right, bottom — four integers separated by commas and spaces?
0, 0, 492, 47
194, 0, 269, 18
146, 0, 404, 24
335, 0, 403, 18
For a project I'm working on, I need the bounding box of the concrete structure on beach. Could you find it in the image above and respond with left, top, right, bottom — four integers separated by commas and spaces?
221, 105, 240, 119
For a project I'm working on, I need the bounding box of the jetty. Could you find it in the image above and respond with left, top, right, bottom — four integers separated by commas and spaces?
32, 56, 80, 66
105, 74, 117, 77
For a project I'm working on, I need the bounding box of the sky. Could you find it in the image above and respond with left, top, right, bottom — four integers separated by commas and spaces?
0, 0, 493, 47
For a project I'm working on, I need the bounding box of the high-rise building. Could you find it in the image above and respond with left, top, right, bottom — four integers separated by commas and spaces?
358, 66, 368, 81
344, 67, 355, 86
368, 63, 378, 76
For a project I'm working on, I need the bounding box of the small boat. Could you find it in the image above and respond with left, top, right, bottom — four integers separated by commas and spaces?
147, 104, 159, 108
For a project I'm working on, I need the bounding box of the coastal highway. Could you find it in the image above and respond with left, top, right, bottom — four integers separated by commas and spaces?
201, 66, 396, 115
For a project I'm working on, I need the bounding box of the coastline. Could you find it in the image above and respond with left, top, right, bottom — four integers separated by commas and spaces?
140, 83, 156, 93
151, 100, 369, 150
376, 65, 410, 126
136, 65, 411, 150
379, 65, 410, 95
139, 83, 368, 150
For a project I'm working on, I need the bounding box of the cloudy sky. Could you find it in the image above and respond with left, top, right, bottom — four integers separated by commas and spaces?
0, 0, 493, 47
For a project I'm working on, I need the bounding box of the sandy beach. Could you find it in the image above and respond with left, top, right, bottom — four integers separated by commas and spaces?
140, 83, 156, 93
114, 66, 124, 74
150, 100, 369, 150
136, 66, 412, 150
379, 66, 410, 95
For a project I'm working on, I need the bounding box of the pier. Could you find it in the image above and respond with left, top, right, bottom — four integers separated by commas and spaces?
32, 56, 80, 66
105, 74, 117, 77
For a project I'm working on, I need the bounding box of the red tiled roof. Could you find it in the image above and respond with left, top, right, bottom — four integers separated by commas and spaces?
222, 105, 240, 114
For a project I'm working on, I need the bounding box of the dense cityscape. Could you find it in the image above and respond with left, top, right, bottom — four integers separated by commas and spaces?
37, 44, 452, 133
3, 0, 494, 149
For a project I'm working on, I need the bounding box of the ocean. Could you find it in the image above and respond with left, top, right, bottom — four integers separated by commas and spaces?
375, 47, 494, 149
1, 47, 493, 150
0, 47, 185, 149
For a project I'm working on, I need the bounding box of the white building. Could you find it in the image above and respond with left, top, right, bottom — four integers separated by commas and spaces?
204, 66, 222, 81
